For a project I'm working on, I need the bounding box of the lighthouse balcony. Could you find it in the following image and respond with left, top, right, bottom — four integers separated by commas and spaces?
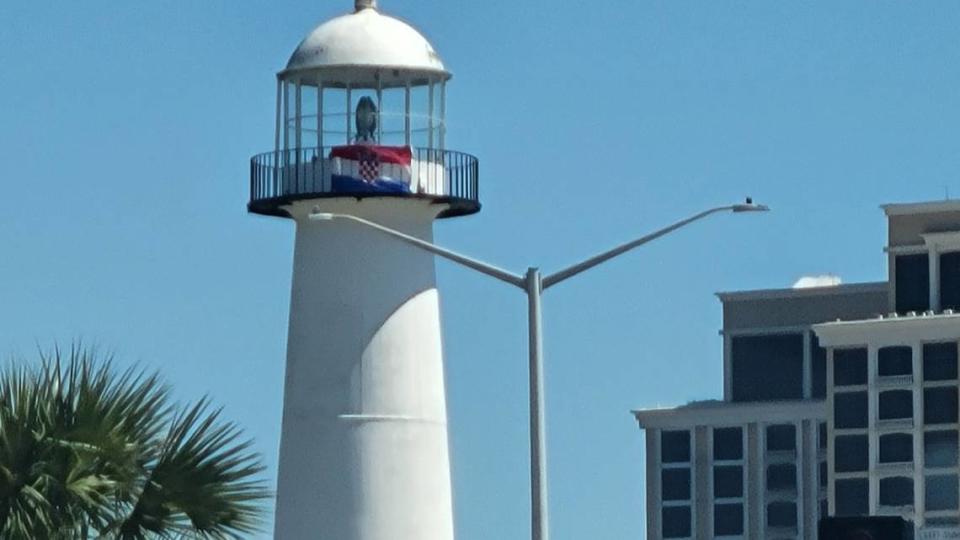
249, 146, 479, 219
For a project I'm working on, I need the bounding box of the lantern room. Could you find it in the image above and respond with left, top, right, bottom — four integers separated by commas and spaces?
248, 0, 480, 219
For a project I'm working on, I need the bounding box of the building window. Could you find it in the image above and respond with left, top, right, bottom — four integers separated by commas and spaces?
834, 348, 868, 386
879, 477, 914, 508
731, 334, 804, 402
879, 433, 913, 464
941, 251, 960, 311
713, 427, 743, 461
924, 342, 958, 382
767, 501, 797, 528
835, 392, 868, 429
661, 431, 690, 463
925, 387, 959, 425
879, 390, 913, 420
836, 478, 869, 516
766, 424, 796, 452
662, 506, 691, 538
878, 346, 912, 377
896, 253, 930, 313
713, 466, 742, 499
835, 435, 869, 473
711, 427, 743, 538
767, 464, 797, 492
713, 503, 743, 536
926, 475, 960, 511
661, 429, 692, 538
925, 430, 959, 468
662, 469, 691, 501
812, 334, 827, 399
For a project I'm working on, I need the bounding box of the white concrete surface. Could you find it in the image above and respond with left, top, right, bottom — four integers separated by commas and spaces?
273, 198, 455, 540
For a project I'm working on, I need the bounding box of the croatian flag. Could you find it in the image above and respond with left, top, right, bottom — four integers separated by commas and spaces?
329, 145, 413, 194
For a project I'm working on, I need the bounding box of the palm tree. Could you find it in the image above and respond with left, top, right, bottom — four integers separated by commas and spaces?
0, 346, 270, 539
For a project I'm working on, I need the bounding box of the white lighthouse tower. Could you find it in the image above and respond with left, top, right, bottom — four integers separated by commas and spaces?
248, 1, 479, 538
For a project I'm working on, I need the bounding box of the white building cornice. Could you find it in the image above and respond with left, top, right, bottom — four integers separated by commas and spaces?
716, 282, 886, 303
882, 200, 960, 216
813, 312, 960, 347
632, 399, 825, 429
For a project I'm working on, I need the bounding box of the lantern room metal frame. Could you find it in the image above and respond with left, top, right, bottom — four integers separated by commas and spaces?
273, 71, 449, 153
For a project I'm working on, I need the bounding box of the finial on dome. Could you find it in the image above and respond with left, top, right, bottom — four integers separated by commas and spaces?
355, 0, 377, 11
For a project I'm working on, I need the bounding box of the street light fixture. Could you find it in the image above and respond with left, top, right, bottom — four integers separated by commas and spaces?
309, 199, 769, 540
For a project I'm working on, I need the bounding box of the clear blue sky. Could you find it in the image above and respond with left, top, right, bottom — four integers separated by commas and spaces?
2, 1, 959, 538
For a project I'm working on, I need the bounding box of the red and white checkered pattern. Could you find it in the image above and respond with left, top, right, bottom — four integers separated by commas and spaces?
359, 157, 379, 182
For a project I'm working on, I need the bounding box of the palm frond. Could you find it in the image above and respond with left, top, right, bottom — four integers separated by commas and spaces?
117, 398, 270, 539
0, 345, 269, 539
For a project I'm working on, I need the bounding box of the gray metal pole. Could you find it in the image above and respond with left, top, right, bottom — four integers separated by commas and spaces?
526, 267, 548, 540
310, 205, 768, 540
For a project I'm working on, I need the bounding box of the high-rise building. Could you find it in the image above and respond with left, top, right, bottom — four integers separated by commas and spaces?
635, 200, 960, 539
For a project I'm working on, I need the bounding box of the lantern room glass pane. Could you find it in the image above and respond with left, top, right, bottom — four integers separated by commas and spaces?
409, 85, 431, 148
298, 85, 319, 148
379, 88, 407, 146
320, 88, 349, 147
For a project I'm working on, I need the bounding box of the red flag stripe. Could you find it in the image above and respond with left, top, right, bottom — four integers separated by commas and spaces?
329, 145, 412, 166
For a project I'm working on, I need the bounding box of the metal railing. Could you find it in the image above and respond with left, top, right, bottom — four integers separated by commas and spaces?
249, 146, 479, 218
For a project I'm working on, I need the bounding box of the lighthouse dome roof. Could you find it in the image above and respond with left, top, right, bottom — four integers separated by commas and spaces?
283, 5, 449, 88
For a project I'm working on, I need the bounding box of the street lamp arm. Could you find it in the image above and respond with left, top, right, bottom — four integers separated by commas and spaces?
542, 204, 749, 290
310, 212, 526, 288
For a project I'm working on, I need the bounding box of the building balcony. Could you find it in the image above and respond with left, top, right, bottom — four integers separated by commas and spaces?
249, 146, 480, 219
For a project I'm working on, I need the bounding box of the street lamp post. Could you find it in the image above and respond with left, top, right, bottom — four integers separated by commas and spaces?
310, 200, 769, 540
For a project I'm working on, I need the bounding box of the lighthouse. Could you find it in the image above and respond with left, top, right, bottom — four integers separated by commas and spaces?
248, 1, 479, 538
